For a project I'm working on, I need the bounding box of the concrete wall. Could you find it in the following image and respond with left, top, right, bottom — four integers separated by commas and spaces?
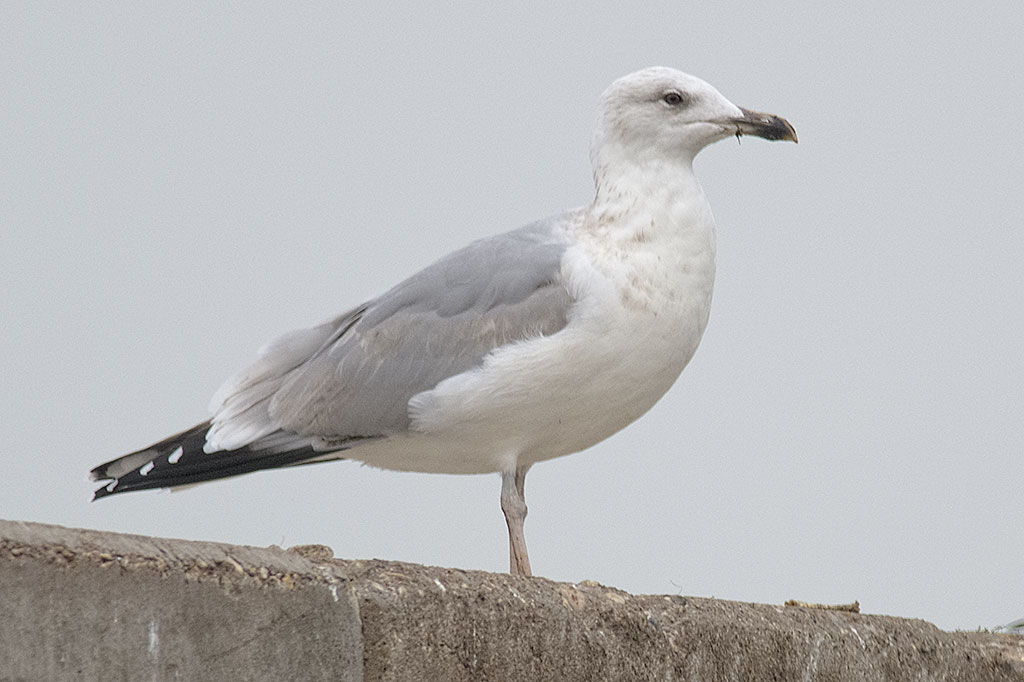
2, 519, 1021, 681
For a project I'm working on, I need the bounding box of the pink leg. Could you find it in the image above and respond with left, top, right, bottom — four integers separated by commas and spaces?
500, 464, 532, 577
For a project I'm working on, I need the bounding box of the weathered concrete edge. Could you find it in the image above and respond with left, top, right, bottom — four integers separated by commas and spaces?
0, 518, 349, 589
3, 519, 1022, 682
339, 557, 1024, 682
0, 519, 364, 682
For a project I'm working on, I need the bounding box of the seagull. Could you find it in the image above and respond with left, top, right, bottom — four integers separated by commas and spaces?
90, 67, 796, 577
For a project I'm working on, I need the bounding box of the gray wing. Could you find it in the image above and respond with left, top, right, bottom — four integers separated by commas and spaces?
205, 214, 575, 453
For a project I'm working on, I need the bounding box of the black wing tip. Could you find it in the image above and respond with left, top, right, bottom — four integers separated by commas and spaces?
90, 473, 124, 501
90, 464, 118, 501
88, 421, 362, 502
88, 431, 335, 502
88, 421, 213, 502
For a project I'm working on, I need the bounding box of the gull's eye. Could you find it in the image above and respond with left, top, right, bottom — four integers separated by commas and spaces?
662, 91, 687, 106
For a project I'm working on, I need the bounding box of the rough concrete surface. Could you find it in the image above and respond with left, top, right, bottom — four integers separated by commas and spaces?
2, 519, 1021, 681
343, 559, 1023, 682
0, 520, 362, 682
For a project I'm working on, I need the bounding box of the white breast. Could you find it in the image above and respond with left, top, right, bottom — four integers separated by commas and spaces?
351, 172, 718, 476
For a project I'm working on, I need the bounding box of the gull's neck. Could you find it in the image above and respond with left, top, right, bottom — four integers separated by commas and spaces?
587, 152, 710, 243
579, 149, 717, 345
593, 154, 697, 199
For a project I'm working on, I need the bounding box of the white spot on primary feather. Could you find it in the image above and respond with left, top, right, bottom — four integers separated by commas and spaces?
167, 447, 183, 464
103, 450, 158, 479
139, 461, 155, 476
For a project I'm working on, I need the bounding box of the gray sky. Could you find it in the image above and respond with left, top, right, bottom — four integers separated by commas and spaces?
3, 2, 1021, 631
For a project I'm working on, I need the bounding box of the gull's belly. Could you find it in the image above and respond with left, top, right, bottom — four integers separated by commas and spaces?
353, 231, 716, 475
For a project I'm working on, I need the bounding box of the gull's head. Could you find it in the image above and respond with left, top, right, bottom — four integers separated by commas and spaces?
592, 66, 797, 171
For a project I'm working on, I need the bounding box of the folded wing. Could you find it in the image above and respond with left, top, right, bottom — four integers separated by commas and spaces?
91, 215, 575, 498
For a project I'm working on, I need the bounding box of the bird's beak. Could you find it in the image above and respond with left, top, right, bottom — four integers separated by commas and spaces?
730, 108, 798, 143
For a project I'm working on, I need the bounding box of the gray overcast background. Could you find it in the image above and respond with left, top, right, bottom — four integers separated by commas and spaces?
3, 2, 1021, 631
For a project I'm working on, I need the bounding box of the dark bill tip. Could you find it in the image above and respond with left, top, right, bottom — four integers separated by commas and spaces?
735, 108, 798, 143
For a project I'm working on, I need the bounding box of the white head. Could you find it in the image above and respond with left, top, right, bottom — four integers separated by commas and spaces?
591, 66, 796, 176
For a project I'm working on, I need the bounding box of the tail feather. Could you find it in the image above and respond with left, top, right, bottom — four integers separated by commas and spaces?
90, 421, 341, 500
